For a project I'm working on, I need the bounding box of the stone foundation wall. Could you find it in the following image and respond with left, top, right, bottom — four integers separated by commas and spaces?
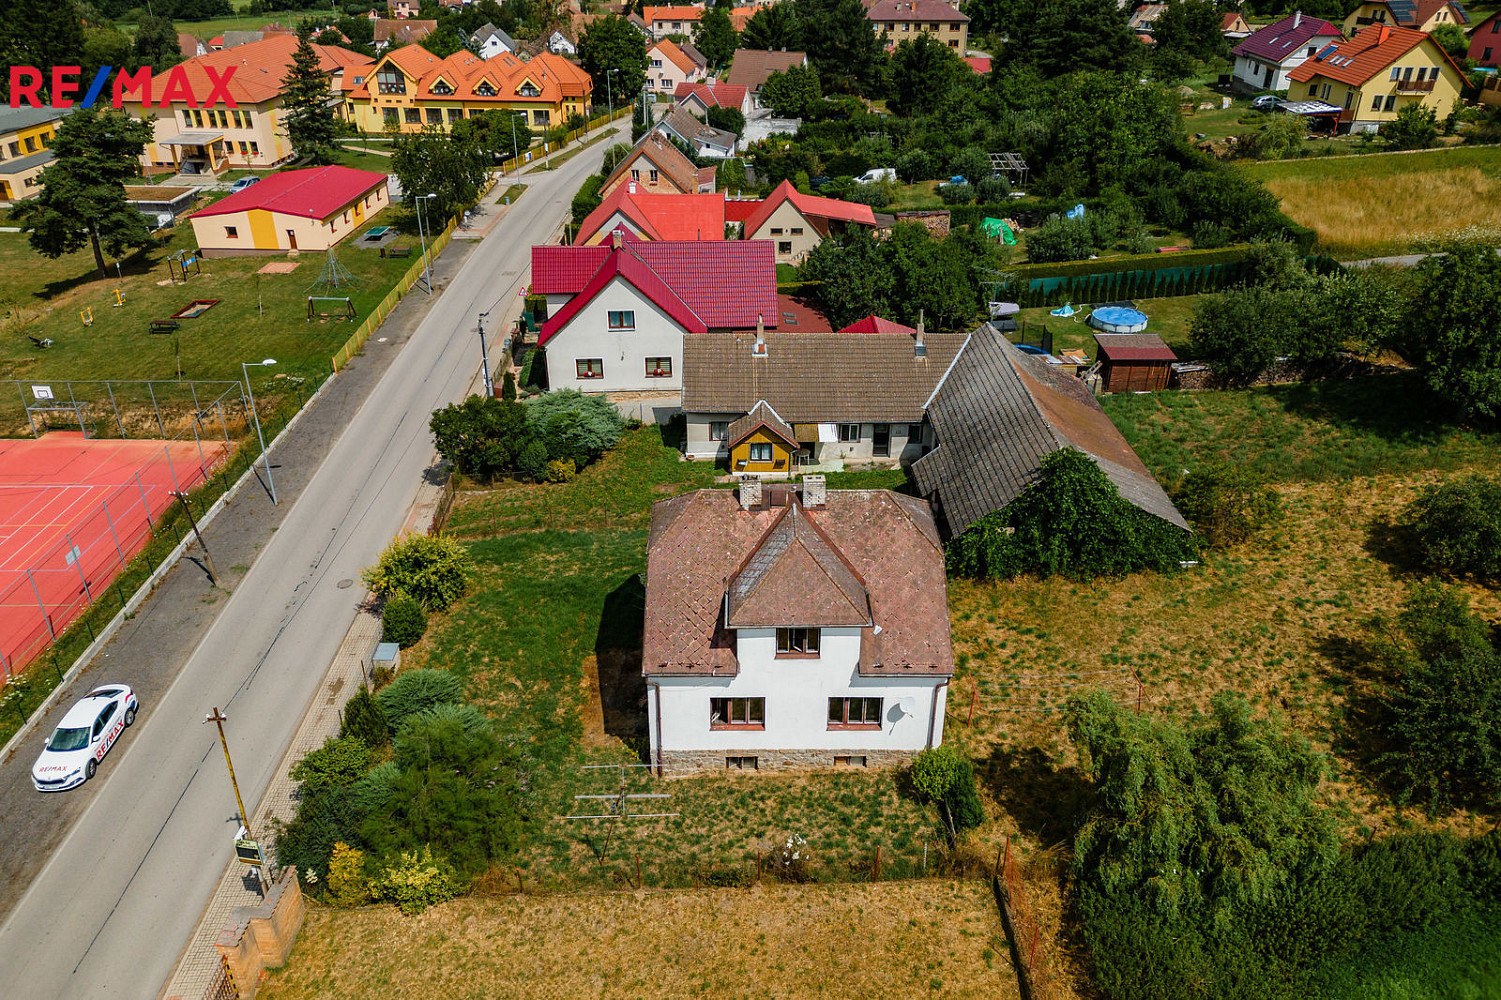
660, 746, 917, 774
215, 866, 306, 999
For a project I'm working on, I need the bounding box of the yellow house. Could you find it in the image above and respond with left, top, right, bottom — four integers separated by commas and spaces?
188, 165, 389, 257
119, 35, 371, 176
727, 400, 798, 475
346, 45, 592, 133
0, 107, 68, 203
1289, 25, 1467, 133
866, 0, 970, 51
1343, 0, 1468, 35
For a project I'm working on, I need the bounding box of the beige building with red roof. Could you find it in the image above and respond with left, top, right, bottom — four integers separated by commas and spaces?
188, 165, 389, 256
1288, 24, 1467, 133
346, 44, 592, 132
117, 35, 372, 176
642, 5, 706, 39
647, 38, 707, 93
741, 180, 878, 264
644, 480, 953, 773
867, 0, 969, 50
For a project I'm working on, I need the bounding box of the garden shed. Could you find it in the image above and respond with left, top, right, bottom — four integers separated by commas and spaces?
1094, 333, 1177, 393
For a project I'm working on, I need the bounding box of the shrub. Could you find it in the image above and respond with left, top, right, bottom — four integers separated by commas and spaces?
844, 181, 891, 209
376, 668, 464, 734
1025, 215, 1094, 263
517, 437, 549, 481
1172, 463, 1281, 548
1405, 474, 1501, 580
975, 175, 1010, 203
381, 591, 427, 649
393, 702, 498, 773
429, 395, 532, 479
695, 864, 752, 888
346, 760, 401, 816
1192, 220, 1231, 249
896, 147, 933, 182
948, 146, 990, 185
938, 181, 974, 205
768, 833, 812, 883
327, 842, 370, 907
372, 846, 461, 915
500, 370, 516, 401
598, 142, 632, 179
275, 784, 360, 884
362, 534, 471, 612
544, 458, 576, 483
525, 389, 626, 468
360, 761, 523, 874
291, 736, 375, 798
340, 685, 390, 749
570, 173, 603, 226
910, 746, 983, 839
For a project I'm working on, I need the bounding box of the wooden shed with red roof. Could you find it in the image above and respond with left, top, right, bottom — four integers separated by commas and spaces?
1092, 333, 1177, 393
188, 165, 389, 256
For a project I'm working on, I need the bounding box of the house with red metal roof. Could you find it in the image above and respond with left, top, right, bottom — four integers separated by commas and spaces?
1343, 0, 1468, 35
741, 180, 878, 265
1469, 10, 1501, 67
187, 166, 389, 256
531, 236, 779, 403
574, 184, 727, 244
116, 35, 372, 175
1288, 24, 1468, 133
674, 81, 752, 117
1231, 11, 1344, 92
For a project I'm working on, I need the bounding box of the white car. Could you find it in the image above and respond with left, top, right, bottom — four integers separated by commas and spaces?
32, 685, 139, 792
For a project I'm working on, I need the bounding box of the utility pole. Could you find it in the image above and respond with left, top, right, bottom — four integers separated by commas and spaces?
172, 491, 219, 586
477, 310, 494, 398
204, 707, 262, 888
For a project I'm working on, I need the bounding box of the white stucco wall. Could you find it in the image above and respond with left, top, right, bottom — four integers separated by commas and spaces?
1234, 46, 1324, 92
543, 277, 686, 393
648, 626, 948, 759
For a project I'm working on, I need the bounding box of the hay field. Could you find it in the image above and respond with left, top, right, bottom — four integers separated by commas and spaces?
259, 880, 1016, 1000
1239, 147, 1501, 258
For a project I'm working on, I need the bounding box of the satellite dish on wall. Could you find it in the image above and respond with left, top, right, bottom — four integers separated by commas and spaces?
898, 697, 917, 716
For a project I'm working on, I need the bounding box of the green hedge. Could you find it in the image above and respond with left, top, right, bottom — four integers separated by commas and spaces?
1010, 245, 1252, 280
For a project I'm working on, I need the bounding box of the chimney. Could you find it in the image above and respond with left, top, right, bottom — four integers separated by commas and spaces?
612, 229, 624, 250
1293, 10, 1301, 27
628, 179, 637, 193
915, 310, 926, 358
752, 314, 767, 356
802, 474, 826, 508
739, 477, 762, 509
1377, 22, 1390, 43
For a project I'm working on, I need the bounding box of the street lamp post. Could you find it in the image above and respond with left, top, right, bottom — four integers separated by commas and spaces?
241, 359, 277, 505
415, 192, 436, 295
477, 309, 494, 398
511, 111, 523, 179
606, 67, 618, 124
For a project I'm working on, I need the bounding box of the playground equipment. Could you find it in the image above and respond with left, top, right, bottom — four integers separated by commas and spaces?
306, 247, 360, 294
170, 299, 220, 319
167, 251, 202, 283
80, 306, 93, 326
112, 288, 126, 307
307, 296, 356, 322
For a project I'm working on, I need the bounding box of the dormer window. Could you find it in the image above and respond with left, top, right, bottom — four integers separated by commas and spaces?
431, 79, 453, 95
376, 66, 406, 94
776, 628, 820, 656
518, 81, 540, 97
475, 80, 497, 96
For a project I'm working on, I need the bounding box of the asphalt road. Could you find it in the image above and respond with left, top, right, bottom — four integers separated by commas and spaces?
0, 122, 623, 999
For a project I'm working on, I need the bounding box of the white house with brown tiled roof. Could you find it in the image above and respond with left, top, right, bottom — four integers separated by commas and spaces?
644, 480, 954, 774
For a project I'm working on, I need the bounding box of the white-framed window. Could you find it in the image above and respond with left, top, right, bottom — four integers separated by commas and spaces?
608, 310, 635, 330
838, 423, 860, 443
576, 358, 604, 379
709, 420, 729, 441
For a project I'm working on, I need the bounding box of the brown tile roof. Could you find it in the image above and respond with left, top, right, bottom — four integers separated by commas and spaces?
374, 18, 436, 42
726, 49, 808, 91
911, 327, 1187, 535
725, 399, 797, 450
680, 330, 968, 423
644, 488, 953, 677
602, 131, 707, 194
726, 503, 872, 627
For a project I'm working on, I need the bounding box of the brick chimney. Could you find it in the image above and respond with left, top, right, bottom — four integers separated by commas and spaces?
752, 314, 767, 356
802, 474, 827, 508
740, 477, 762, 509
1293, 10, 1301, 27
915, 310, 926, 358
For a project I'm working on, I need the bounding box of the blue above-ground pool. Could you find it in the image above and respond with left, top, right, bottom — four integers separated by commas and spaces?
1087, 306, 1149, 333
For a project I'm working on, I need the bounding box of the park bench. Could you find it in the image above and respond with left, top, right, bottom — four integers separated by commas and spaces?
149, 319, 180, 335
384, 245, 412, 259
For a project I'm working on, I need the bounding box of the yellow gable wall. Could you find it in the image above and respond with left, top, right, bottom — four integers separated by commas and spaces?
730, 427, 794, 473
1299, 37, 1465, 123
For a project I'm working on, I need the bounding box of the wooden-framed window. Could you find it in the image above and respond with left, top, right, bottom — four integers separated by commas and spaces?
790, 227, 803, 235
748, 442, 773, 463
426, 108, 443, 124
726, 755, 758, 769
828, 697, 882, 729
576, 358, 604, 379
376, 66, 407, 94
770, 227, 783, 235
608, 309, 635, 330
838, 423, 860, 443
447, 108, 463, 122
776, 627, 820, 656
645, 357, 672, 377
383, 107, 399, 123
533, 109, 550, 125
710, 697, 765, 729
778, 242, 792, 255
404, 108, 421, 123
709, 420, 729, 441
225, 226, 238, 238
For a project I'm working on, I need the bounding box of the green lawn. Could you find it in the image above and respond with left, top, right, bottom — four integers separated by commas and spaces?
0, 210, 415, 433
1013, 294, 1202, 358
1103, 370, 1501, 483
413, 427, 943, 890
118, 8, 334, 39
329, 146, 395, 175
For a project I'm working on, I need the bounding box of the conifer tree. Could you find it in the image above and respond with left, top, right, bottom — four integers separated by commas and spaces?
281, 23, 339, 165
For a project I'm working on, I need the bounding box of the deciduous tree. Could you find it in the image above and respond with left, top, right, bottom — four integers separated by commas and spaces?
578, 15, 649, 111
1397, 240, 1501, 418
693, 4, 739, 70
759, 63, 822, 118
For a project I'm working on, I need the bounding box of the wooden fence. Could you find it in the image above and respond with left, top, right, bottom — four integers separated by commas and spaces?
497, 104, 635, 176
330, 214, 459, 373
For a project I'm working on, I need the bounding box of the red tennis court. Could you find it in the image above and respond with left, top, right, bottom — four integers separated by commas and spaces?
0, 433, 229, 678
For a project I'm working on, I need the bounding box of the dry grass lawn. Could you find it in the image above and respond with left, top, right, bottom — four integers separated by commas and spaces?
259, 880, 1016, 1000
1239, 147, 1501, 257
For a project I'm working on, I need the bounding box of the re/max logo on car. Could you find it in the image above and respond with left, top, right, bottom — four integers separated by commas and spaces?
8, 66, 239, 109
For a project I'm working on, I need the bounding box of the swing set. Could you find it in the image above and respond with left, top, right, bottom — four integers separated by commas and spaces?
307, 296, 356, 322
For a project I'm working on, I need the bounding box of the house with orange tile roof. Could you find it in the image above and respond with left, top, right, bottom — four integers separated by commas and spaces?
601, 130, 717, 196
116, 35, 372, 176
643, 5, 706, 39
1343, 0, 1467, 34
1288, 24, 1467, 133
741, 180, 878, 265
648, 38, 707, 93
346, 44, 592, 132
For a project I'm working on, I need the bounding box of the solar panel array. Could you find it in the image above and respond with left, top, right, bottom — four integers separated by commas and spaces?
1387, 0, 1417, 23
